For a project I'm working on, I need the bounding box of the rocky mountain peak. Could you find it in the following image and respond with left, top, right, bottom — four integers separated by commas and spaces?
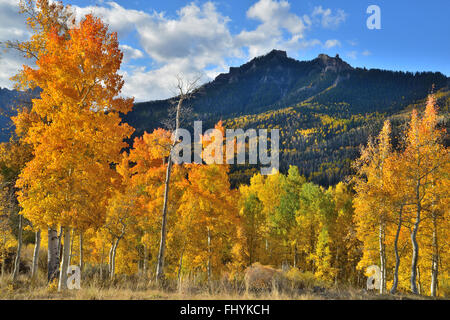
262, 49, 288, 59
315, 53, 353, 73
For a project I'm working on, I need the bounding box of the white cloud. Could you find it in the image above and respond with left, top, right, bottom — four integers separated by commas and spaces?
120, 61, 211, 102
71, 2, 240, 100
73, 2, 149, 39
236, 0, 311, 58
119, 45, 144, 63
136, 2, 238, 65
0, 0, 31, 88
324, 39, 341, 49
312, 6, 347, 29
0, 51, 29, 89
362, 50, 371, 56
246, 0, 306, 34
0, 0, 29, 41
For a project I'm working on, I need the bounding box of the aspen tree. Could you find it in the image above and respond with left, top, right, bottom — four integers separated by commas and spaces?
15, 15, 133, 290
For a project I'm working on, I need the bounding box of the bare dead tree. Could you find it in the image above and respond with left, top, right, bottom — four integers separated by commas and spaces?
155, 74, 201, 284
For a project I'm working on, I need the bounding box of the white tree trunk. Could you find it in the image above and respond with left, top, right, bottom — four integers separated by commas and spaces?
430, 213, 438, 297
378, 221, 386, 294
79, 231, 84, 272
155, 96, 184, 283
108, 242, 113, 276
31, 229, 41, 279
58, 228, 71, 291
100, 243, 105, 279
390, 206, 403, 294
410, 183, 421, 294
110, 239, 120, 280
155, 156, 173, 283
417, 266, 422, 295
68, 229, 74, 266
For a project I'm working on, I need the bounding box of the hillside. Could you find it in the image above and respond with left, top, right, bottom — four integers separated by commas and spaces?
0, 88, 22, 142
124, 50, 449, 186
0, 87, 39, 142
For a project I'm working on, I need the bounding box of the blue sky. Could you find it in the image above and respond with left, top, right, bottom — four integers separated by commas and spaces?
0, 0, 449, 101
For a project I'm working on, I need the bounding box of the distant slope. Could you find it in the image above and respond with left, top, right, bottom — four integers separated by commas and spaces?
124, 50, 448, 186
0, 88, 23, 142
0, 88, 38, 142
226, 86, 449, 187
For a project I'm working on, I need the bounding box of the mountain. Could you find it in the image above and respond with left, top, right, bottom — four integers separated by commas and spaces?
126, 50, 447, 131
0, 88, 39, 142
0, 88, 25, 142
124, 50, 449, 186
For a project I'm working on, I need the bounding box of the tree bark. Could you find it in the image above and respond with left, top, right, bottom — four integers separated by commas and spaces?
390, 206, 403, 294
293, 243, 297, 269
110, 239, 120, 280
100, 243, 105, 279
58, 227, 71, 291
11, 214, 23, 282
47, 228, 59, 282
57, 226, 63, 262
410, 183, 421, 294
68, 229, 74, 266
430, 211, 439, 297
156, 155, 173, 284
1, 257, 5, 277
31, 229, 41, 279
79, 231, 84, 272
417, 266, 422, 295
143, 243, 148, 276
207, 228, 212, 286
155, 96, 184, 283
108, 242, 113, 276
334, 246, 340, 286
378, 220, 386, 294
1, 231, 6, 276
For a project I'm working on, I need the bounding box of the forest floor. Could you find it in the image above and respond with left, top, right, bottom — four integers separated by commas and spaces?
0, 274, 436, 300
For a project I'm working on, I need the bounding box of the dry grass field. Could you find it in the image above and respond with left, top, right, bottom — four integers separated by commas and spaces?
0, 273, 434, 300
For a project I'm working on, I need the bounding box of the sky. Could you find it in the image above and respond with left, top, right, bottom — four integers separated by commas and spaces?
0, 0, 449, 101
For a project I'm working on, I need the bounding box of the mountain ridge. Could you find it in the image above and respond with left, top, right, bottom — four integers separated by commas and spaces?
125, 50, 448, 136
